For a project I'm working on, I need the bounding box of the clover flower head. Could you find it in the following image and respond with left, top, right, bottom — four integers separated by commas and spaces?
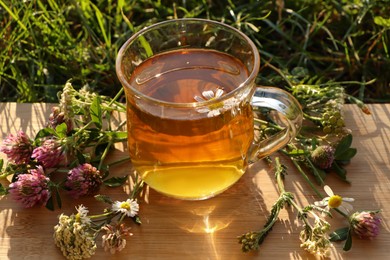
65, 163, 102, 199
194, 88, 236, 117
350, 211, 381, 240
112, 199, 139, 217
53, 213, 97, 259
0, 130, 33, 165
8, 166, 51, 208
310, 145, 335, 169
31, 138, 65, 168
101, 223, 132, 254
314, 185, 354, 215
299, 214, 332, 257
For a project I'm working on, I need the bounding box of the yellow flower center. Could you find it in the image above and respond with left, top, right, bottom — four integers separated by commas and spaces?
120, 202, 131, 210
75, 213, 81, 222
328, 195, 342, 208
208, 101, 224, 111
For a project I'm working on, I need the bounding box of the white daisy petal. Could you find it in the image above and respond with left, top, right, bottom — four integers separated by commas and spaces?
342, 197, 355, 202
194, 96, 205, 102
338, 205, 349, 215
208, 109, 221, 117
202, 90, 215, 99
323, 185, 334, 197
314, 200, 328, 206
215, 88, 224, 98
196, 108, 210, 113
341, 201, 354, 212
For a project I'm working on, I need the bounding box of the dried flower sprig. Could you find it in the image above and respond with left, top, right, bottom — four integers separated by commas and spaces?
238, 157, 333, 257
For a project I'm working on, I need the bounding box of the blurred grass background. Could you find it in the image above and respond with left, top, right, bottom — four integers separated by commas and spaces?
0, 0, 389, 103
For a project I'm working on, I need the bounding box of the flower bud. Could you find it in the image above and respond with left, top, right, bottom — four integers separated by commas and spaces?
310, 145, 335, 169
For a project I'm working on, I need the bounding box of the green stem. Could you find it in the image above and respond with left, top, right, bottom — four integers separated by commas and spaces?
107, 156, 131, 167
290, 158, 323, 198
98, 141, 113, 171
90, 211, 115, 220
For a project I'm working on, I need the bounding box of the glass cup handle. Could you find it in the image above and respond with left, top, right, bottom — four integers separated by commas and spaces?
248, 86, 303, 163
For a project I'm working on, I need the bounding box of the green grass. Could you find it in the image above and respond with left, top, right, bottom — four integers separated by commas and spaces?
0, 0, 389, 102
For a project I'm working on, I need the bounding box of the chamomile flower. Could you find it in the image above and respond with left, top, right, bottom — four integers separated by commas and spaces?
75, 205, 91, 226
314, 185, 354, 215
112, 199, 139, 217
194, 88, 236, 117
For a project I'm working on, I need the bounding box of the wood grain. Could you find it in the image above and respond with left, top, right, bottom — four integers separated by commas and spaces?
1, 103, 389, 260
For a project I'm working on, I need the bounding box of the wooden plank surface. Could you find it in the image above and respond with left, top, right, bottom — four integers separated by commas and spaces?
0, 103, 389, 260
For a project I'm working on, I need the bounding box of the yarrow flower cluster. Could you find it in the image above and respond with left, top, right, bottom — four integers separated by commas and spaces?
54, 205, 97, 260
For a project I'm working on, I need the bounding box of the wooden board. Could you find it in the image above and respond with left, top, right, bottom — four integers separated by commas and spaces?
0, 103, 389, 259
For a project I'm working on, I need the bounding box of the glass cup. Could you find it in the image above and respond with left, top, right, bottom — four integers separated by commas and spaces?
116, 18, 303, 200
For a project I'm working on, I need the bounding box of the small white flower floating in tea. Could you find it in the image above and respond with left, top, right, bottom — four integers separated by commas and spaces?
194, 88, 237, 117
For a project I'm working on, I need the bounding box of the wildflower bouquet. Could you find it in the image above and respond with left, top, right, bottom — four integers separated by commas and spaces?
0, 81, 145, 257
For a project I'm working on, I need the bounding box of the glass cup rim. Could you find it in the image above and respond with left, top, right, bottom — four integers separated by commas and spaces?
116, 18, 260, 108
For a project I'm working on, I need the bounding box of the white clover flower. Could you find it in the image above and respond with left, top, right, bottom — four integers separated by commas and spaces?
314, 185, 354, 215
112, 199, 139, 217
194, 88, 236, 117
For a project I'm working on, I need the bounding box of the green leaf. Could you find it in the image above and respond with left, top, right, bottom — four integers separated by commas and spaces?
90, 95, 102, 129
95, 194, 113, 204
45, 195, 55, 211
374, 16, 390, 28
312, 167, 326, 185
35, 127, 57, 139
0, 183, 8, 195
329, 226, 349, 241
90, 3, 111, 48
335, 147, 357, 161
0, 159, 3, 171
132, 215, 142, 225
55, 122, 68, 138
56, 188, 62, 209
343, 228, 353, 251
76, 151, 87, 165
334, 134, 353, 158
103, 176, 128, 187
108, 131, 128, 142
332, 161, 350, 183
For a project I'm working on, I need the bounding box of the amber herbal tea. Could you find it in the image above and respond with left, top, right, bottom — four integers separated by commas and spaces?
125, 49, 254, 199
